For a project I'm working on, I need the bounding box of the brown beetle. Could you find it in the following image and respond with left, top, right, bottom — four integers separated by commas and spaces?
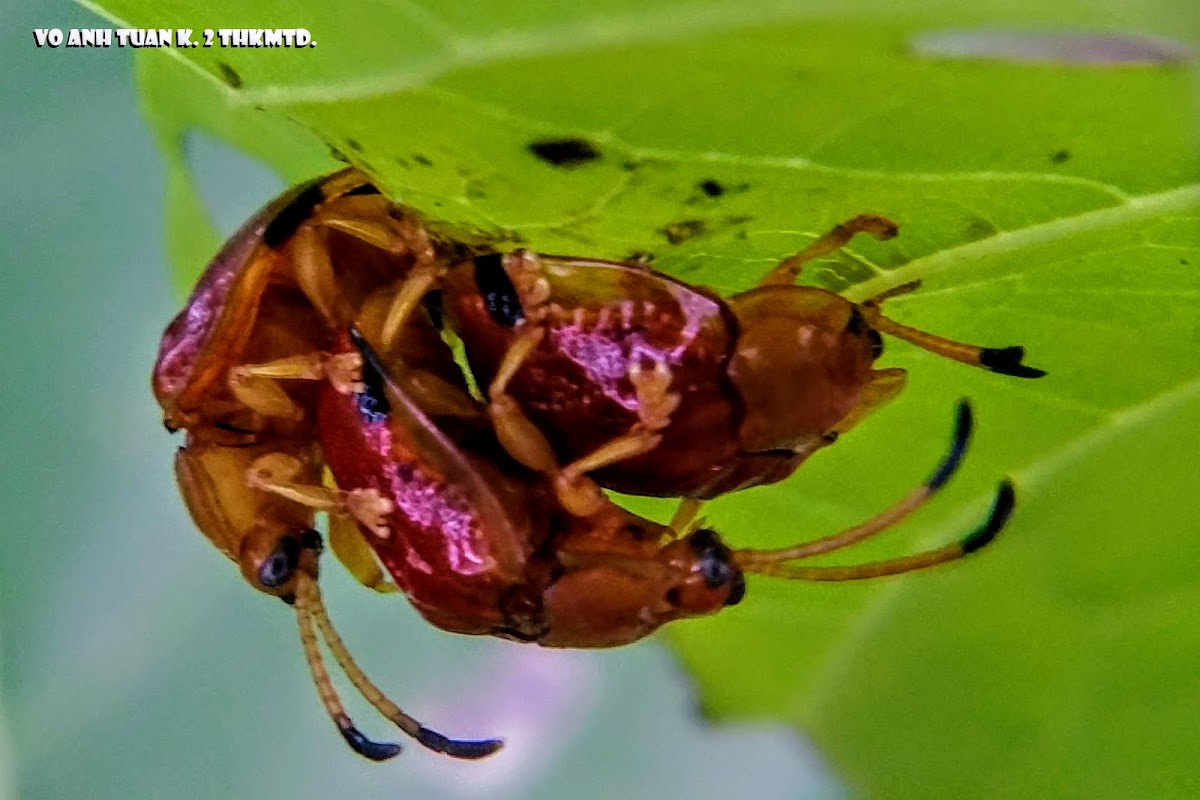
318, 324, 1013, 652
273, 168, 1041, 512
153, 169, 500, 761
434, 229, 1044, 506
155, 167, 1022, 762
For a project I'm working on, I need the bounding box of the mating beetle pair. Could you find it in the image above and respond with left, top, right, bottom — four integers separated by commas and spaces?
153, 167, 1041, 761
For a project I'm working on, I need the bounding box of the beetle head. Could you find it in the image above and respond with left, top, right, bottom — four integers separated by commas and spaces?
239, 526, 323, 600
727, 288, 878, 453
658, 528, 746, 614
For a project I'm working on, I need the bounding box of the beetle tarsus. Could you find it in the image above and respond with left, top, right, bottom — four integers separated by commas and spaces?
979, 346, 1048, 379
416, 726, 504, 760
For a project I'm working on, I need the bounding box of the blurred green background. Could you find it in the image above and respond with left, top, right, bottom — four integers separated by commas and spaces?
0, 2, 839, 798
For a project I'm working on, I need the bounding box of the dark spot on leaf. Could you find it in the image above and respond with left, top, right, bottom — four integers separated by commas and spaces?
346, 138, 363, 153
622, 160, 642, 172
964, 217, 999, 240
880, 250, 911, 269
217, 62, 242, 88
660, 219, 706, 245
328, 146, 350, 164
1181, 258, 1190, 266
528, 137, 601, 168
1050, 149, 1071, 164
625, 250, 656, 265
413, 153, 433, 167
699, 179, 726, 197
911, 29, 1194, 66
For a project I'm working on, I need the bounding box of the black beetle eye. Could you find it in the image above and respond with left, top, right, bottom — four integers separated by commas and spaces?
868, 328, 884, 360
698, 553, 732, 588
259, 537, 301, 588
724, 573, 746, 607
687, 528, 745, 605
688, 528, 722, 553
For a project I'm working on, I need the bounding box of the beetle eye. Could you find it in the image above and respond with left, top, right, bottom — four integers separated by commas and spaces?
259, 536, 301, 588
868, 328, 884, 359
688, 528, 744, 605
724, 573, 746, 607
698, 551, 733, 588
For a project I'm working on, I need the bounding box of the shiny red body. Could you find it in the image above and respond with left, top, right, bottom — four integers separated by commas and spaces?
317, 330, 744, 647
441, 255, 878, 498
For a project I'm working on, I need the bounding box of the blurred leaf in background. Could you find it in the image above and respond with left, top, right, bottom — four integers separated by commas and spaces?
58, 0, 1200, 796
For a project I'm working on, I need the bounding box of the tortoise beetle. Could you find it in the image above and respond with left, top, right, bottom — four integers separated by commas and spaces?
154, 168, 502, 761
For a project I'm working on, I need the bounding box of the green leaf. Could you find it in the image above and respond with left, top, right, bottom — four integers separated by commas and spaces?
88, 0, 1199, 795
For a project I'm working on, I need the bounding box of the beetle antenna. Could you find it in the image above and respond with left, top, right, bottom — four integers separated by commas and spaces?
292, 580, 402, 761
860, 295, 1046, 378
736, 480, 1014, 580
301, 577, 504, 760
736, 400, 974, 566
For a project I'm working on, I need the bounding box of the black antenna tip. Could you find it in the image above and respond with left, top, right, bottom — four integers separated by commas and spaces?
961, 479, 1016, 554
338, 721, 403, 762
926, 400, 974, 491
416, 726, 504, 760
979, 346, 1047, 379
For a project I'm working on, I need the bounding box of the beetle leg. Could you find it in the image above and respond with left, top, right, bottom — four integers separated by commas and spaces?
350, 264, 481, 418
556, 429, 663, 490
290, 225, 347, 326
506, 249, 553, 311
486, 326, 607, 517
246, 452, 394, 538
858, 295, 1047, 378
553, 357, 680, 494
379, 266, 446, 355
629, 359, 682, 431
394, 368, 482, 419
668, 498, 705, 536
325, 470, 398, 593
228, 354, 325, 420
487, 327, 557, 472
299, 576, 504, 760
759, 214, 899, 287
228, 351, 364, 420
317, 203, 436, 262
